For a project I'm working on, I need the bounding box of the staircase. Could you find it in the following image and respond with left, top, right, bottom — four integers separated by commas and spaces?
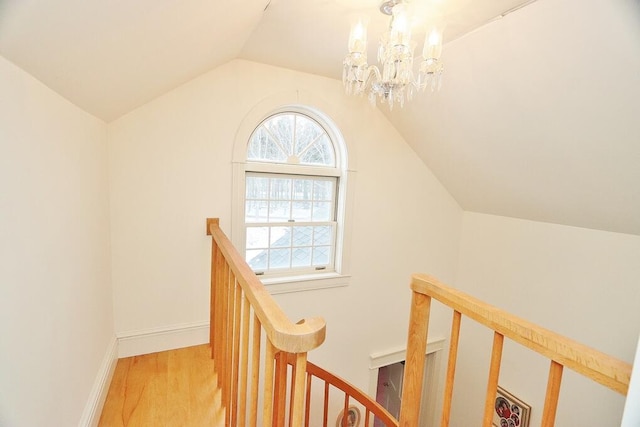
205, 217, 632, 427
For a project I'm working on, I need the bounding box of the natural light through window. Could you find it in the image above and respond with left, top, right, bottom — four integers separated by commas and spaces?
247, 113, 335, 166
244, 112, 340, 278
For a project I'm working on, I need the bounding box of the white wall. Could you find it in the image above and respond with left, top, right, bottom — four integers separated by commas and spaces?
0, 56, 114, 426
622, 333, 640, 426
452, 212, 640, 426
107, 59, 463, 394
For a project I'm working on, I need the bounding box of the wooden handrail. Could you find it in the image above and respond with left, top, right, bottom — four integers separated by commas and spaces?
411, 274, 631, 395
398, 273, 632, 427
207, 218, 326, 353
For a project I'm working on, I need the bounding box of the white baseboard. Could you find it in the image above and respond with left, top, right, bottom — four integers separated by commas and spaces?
116, 321, 210, 358
79, 336, 118, 427
77, 322, 210, 426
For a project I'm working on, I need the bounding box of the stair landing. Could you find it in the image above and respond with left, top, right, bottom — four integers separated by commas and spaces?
99, 344, 224, 426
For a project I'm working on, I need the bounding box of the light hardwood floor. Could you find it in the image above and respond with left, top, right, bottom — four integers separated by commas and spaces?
99, 344, 224, 426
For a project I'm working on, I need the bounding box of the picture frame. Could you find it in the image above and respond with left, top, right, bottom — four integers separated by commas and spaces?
336, 405, 361, 427
492, 386, 531, 427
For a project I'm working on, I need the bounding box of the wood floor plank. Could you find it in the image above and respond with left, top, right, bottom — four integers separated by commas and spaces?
99, 345, 224, 427
167, 348, 190, 423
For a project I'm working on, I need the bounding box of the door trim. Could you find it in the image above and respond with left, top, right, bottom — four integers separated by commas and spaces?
368, 338, 446, 426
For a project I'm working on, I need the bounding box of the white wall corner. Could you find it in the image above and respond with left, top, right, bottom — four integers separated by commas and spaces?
621, 333, 640, 427
78, 336, 118, 427
116, 321, 210, 358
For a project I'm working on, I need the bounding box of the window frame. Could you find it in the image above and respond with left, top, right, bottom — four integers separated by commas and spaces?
244, 171, 338, 276
232, 105, 352, 294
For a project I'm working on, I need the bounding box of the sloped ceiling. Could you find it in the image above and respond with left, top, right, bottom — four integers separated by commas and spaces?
0, 0, 268, 121
387, 0, 640, 235
1, 0, 639, 235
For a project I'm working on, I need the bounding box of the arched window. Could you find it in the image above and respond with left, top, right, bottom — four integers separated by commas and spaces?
235, 107, 350, 290
247, 112, 336, 167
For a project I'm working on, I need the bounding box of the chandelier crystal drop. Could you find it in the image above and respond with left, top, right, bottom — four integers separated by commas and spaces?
342, 0, 444, 109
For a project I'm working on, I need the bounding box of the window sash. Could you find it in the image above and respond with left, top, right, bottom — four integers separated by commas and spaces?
245, 172, 337, 224
244, 172, 338, 276
245, 222, 337, 275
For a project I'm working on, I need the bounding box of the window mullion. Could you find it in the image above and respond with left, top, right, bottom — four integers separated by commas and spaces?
288, 179, 293, 221
263, 125, 290, 159
267, 178, 272, 223
246, 163, 340, 177
291, 114, 297, 160
296, 132, 324, 159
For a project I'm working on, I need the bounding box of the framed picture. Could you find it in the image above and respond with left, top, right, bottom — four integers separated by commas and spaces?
336, 405, 361, 427
492, 386, 531, 427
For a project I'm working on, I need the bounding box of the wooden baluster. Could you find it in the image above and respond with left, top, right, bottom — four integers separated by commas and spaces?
341, 395, 350, 427
441, 310, 462, 427
304, 372, 312, 427
210, 239, 217, 352
238, 295, 251, 426
341, 392, 349, 427
323, 381, 330, 427
290, 353, 308, 427
224, 264, 233, 426
541, 361, 564, 427
231, 279, 242, 426
214, 240, 225, 366
482, 332, 504, 427
288, 360, 295, 427
217, 259, 225, 368
399, 291, 431, 426
218, 260, 225, 400
218, 260, 228, 411
273, 351, 287, 427
264, 341, 277, 427
207, 218, 219, 356
250, 314, 261, 427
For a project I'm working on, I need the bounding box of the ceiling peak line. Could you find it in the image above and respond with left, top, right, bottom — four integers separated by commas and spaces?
446, 0, 539, 44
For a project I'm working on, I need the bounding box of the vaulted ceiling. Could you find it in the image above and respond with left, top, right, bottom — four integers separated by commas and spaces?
1, 0, 639, 235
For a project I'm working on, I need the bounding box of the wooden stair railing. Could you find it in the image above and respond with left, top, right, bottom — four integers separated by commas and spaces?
285, 354, 399, 427
397, 273, 633, 427
207, 218, 326, 427
207, 218, 398, 427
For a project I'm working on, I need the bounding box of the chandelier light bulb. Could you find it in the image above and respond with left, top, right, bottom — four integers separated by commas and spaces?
390, 4, 411, 47
423, 28, 443, 60
348, 18, 368, 54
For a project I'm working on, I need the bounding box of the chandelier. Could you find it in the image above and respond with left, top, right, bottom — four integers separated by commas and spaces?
342, 0, 444, 108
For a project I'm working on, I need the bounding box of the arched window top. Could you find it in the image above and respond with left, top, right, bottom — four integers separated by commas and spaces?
247, 112, 336, 167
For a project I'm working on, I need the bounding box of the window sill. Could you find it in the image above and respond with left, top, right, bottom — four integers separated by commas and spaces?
260, 272, 351, 295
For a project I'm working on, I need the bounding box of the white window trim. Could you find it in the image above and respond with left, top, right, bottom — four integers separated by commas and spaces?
232, 97, 356, 294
